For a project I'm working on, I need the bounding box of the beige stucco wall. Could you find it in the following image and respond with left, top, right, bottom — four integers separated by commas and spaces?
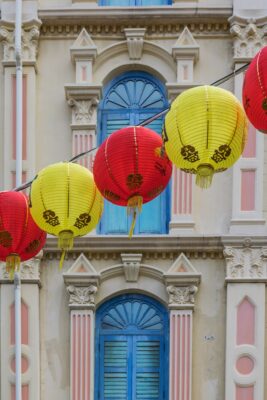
39, 254, 226, 400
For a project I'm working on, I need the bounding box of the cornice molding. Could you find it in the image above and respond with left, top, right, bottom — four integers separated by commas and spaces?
39, 22, 230, 39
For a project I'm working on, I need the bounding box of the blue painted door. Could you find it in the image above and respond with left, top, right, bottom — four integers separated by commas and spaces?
98, 72, 170, 234
95, 294, 169, 400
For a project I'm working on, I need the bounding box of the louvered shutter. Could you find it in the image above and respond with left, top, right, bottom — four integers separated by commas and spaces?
100, 336, 129, 400
133, 337, 162, 400
137, 114, 168, 234
99, 113, 130, 234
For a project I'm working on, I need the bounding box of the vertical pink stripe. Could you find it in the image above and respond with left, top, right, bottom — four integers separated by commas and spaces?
72, 314, 76, 400
183, 65, 188, 80
82, 315, 86, 400
173, 168, 177, 215
78, 315, 81, 400
12, 75, 27, 161
11, 385, 28, 400
87, 315, 91, 400
177, 315, 180, 400
186, 315, 191, 400
170, 315, 175, 399
188, 174, 192, 214
21, 301, 29, 345
12, 171, 27, 189
237, 298, 255, 345
236, 385, 254, 400
178, 171, 183, 214
82, 66, 87, 82
241, 170, 255, 211
22, 385, 29, 400
183, 173, 188, 214
181, 315, 186, 400
242, 124, 256, 158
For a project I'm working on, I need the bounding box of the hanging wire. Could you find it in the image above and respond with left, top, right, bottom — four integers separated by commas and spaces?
13, 62, 250, 193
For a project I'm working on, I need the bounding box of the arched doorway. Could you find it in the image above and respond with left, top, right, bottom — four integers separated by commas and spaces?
97, 71, 170, 235
95, 294, 169, 400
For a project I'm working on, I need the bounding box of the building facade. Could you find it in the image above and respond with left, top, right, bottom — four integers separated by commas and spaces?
0, 0, 267, 399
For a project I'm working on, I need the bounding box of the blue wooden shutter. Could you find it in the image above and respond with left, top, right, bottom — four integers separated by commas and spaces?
99, 113, 130, 234
100, 336, 129, 400
98, 72, 170, 235
133, 337, 162, 400
99, 0, 171, 5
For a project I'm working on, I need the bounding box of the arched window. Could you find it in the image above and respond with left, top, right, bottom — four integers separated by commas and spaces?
99, 0, 171, 5
98, 71, 170, 234
95, 294, 169, 400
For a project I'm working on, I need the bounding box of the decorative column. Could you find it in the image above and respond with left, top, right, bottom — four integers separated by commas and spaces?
65, 28, 102, 171
229, 17, 267, 234
64, 253, 100, 400
0, 17, 41, 189
223, 238, 267, 400
166, 27, 199, 234
164, 253, 201, 400
0, 253, 43, 400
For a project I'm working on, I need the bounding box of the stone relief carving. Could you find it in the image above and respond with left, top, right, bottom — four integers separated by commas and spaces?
0, 22, 41, 63
224, 240, 267, 279
230, 19, 267, 59
68, 98, 99, 125
0, 251, 43, 281
124, 28, 146, 60
67, 285, 97, 305
121, 253, 142, 282
167, 285, 198, 305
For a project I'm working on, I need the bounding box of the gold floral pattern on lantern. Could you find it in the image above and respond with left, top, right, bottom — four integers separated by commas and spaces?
43, 210, 60, 226
0, 231, 12, 247
126, 173, 143, 190
211, 144, 232, 163
181, 145, 200, 163
74, 213, 91, 229
25, 239, 40, 253
103, 190, 120, 202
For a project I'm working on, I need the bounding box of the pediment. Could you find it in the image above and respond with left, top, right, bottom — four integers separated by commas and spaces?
164, 253, 201, 285
173, 27, 199, 48
71, 28, 97, 50
66, 253, 97, 275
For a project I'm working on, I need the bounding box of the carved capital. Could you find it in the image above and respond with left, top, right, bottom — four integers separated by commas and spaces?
121, 253, 142, 282
66, 285, 98, 309
230, 18, 267, 60
0, 19, 41, 66
124, 28, 146, 60
166, 285, 198, 309
0, 251, 43, 284
224, 240, 267, 281
67, 97, 99, 126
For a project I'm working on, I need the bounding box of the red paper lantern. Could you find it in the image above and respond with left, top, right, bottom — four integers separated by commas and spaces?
93, 126, 172, 235
242, 46, 267, 133
0, 191, 47, 277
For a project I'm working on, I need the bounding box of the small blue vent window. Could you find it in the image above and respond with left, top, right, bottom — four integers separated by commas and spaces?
95, 294, 169, 400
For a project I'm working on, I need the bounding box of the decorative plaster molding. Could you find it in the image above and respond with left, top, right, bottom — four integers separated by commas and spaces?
63, 252, 100, 287
166, 285, 198, 308
39, 22, 230, 39
0, 251, 43, 284
70, 27, 97, 62
66, 284, 98, 309
121, 253, 142, 282
224, 238, 267, 282
172, 26, 199, 61
67, 97, 99, 126
0, 19, 41, 66
124, 28, 146, 60
230, 18, 267, 61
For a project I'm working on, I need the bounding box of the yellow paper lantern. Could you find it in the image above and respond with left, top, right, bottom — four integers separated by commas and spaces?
29, 162, 103, 263
163, 85, 248, 188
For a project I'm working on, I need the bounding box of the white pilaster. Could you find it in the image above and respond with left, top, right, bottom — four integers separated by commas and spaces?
224, 240, 267, 400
